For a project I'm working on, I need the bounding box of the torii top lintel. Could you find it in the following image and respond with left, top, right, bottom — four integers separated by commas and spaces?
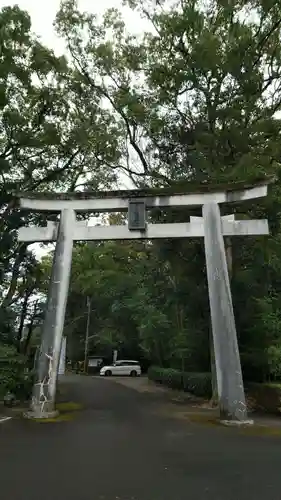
17, 177, 274, 213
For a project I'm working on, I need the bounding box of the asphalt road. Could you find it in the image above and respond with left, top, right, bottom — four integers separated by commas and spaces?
1, 375, 281, 500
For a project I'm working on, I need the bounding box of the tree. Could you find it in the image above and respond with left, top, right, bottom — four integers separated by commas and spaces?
56, 0, 281, 185
37, 232, 209, 372
39, 240, 145, 361
0, 5, 123, 339
54, 0, 281, 381
2, 0, 281, 387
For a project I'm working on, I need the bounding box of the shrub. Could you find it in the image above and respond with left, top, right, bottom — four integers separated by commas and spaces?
147, 366, 164, 384
148, 366, 281, 413
161, 368, 183, 390
182, 372, 212, 398
245, 382, 281, 415
0, 343, 33, 400
148, 366, 212, 397
147, 366, 182, 388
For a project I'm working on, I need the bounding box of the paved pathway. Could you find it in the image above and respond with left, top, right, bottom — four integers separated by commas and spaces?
1, 375, 281, 500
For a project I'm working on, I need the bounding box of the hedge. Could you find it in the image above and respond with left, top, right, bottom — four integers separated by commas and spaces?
182, 372, 212, 398
245, 382, 281, 415
148, 366, 212, 398
148, 366, 281, 414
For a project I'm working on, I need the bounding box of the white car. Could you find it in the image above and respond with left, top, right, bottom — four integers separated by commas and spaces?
100, 360, 141, 377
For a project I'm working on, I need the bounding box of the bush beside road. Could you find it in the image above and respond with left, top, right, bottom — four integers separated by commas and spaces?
147, 366, 281, 416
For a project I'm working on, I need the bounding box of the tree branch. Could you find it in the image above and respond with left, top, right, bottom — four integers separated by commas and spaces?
30, 149, 81, 190
253, 16, 281, 67
68, 46, 151, 175
0, 243, 27, 309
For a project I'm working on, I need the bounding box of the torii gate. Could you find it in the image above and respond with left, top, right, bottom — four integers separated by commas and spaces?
18, 180, 271, 424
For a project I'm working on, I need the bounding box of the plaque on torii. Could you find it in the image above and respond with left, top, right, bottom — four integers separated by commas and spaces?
18, 179, 271, 424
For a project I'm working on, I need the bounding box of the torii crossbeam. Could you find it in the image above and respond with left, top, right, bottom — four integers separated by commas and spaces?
17, 179, 271, 424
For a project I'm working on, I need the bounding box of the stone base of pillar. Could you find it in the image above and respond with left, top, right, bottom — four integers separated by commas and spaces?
24, 398, 59, 419
23, 409, 59, 420
220, 419, 254, 427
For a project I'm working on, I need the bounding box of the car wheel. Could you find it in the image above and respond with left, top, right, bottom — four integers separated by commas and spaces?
105, 370, 112, 376
130, 370, 137, 377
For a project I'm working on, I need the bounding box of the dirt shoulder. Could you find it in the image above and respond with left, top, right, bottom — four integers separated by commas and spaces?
104, 375, 201, 401
106, 375, 281, 431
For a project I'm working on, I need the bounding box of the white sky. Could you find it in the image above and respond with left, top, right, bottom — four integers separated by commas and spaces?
0, 0, 148, 54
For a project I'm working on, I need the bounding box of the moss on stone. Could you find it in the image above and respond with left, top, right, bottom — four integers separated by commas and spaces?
22, 401, 83, 423
15, 174, 275, 202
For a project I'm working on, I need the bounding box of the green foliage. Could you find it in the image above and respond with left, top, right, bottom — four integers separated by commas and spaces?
148, 366, 183, 389
246, 382, 281, 415
0, 343, 33, 400
56, 0, 281, 185
51, 239, 208, 369
53, 0, 281, 384
2, 0, 281, 391
148, 366, 212, 397
266, 346, 281, 380
148, 367, 281, 413
0, 3, 123, 347
182, 372, 212, 398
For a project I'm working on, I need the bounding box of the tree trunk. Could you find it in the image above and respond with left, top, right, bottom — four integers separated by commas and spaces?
17, 289, 33, 350
0, 244, 27, 310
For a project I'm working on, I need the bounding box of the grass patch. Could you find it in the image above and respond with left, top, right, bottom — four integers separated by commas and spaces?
239, 425, 281, 437
265, 383, 281, 389
25, 401, 83, 424
189, 414, 281, 436
154, 405, 281, 437
186, 413, 220, 425
182, 413, 281, 437
56, 401, 82, 412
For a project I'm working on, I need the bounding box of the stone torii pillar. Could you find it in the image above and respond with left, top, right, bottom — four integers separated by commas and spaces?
203, 206, 256, 424
17, 181, 270, 421
27, 209, 75, 418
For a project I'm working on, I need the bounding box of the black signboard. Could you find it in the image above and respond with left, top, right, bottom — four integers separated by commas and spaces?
128, 200, 146, 231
